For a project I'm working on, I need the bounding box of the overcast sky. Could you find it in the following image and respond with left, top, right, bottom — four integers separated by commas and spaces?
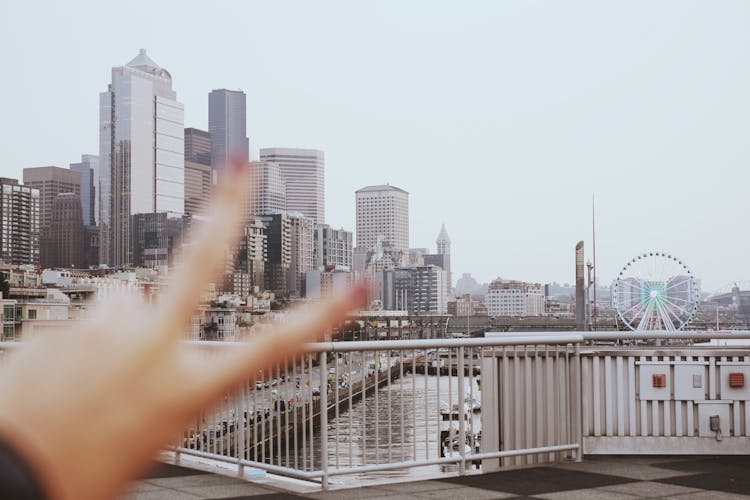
1, 1, 748, 291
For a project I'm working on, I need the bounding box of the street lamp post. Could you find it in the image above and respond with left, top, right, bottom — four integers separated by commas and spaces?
586, 259, 594, 331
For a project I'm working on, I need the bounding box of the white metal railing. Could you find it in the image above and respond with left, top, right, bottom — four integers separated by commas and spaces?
175, 335, 584, 488
2, 330, 750, 490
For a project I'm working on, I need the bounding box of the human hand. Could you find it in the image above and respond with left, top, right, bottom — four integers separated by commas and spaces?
0, 161, 367, 500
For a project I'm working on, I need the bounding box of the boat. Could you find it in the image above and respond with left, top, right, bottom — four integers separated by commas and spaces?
442, 434, 473, 460
464, 396, 481, 413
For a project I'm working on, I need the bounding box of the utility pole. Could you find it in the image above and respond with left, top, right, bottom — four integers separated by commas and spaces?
575, 241, 585, 331
592, 194, 598, 331
716, 304, 720, 331
587, 259, 594, 331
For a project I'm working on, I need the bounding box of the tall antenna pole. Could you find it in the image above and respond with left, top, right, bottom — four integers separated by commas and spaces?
592, 193, 597, 331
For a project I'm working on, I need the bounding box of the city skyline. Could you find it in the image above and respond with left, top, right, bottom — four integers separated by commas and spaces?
2, 2, 749, 290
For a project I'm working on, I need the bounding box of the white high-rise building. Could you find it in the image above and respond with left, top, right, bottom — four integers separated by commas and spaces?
313, 224, 353, 269
0, 178, 40, 266
99, 49, 184, 266
259, 148, 324, 224
355, 184, 409, 251
247, 161, 286, 219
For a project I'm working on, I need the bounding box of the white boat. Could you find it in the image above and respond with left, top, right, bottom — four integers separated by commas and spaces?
441, 434, 473, 460
464, 396, 481, 413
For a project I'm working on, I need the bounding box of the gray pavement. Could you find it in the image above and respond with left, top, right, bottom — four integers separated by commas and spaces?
122, 456, 750, 499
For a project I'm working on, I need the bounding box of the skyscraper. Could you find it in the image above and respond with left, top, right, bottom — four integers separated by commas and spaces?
260, 148, 324, 224
43, 193, 85, 269
288, 213, 314, 298
436, 223, 450, 257
70, 155, 99, 226
131, 212, 185, 268
258, 213, 291, 298
23, 166, 81, 269
423, 224, 451, 294
209, 89, 248, 175
99, 49, 185, 266
355, 184, 409, 251
247, 161, 286, 219
22, 167, 81, 235
184, 128, 212, 218
184, 162, 211, 217
0, 178, 40, 266
184, 128, 212, 166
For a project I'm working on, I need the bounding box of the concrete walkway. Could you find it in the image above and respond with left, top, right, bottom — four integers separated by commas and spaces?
123, 456, 750, 499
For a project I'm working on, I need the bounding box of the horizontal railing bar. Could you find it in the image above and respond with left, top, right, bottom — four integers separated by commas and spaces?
173, 447, 318, 480
321, 443, 580, 477
485, 330, 750, 341
583, 331, 750, 341
191, 335, 584, 353
3, 331, 749, 354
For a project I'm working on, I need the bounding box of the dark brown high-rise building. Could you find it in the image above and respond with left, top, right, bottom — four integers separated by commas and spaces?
23, 167, 81, 268
23, 167, 81, 233
43, 193, 85, 268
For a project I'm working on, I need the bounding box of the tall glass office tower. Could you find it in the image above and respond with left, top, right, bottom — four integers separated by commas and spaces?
70, 154, 99, 227
99, 49, 184, 266
209, 89, 248, 177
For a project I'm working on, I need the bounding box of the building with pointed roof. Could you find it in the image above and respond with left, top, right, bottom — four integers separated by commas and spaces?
424, 224, 452, 295
99, 49, 185, 266
437, 223, 450, 255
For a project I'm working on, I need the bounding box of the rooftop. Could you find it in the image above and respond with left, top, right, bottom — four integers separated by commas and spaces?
124, 49, 172, 80
355, 184, 409, 194
437, 223, 450, 243
125, 455, 750, 499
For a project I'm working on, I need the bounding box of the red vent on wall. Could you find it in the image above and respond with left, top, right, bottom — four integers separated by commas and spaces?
729, 372, 745, 388
652, 374, 667, 388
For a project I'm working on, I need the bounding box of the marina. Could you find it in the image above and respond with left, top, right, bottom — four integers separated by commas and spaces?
182, 349, 484, 484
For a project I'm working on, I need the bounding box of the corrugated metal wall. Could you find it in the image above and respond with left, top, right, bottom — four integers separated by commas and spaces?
582, 349, 750, 454
484, 346, 750, 467
481, 344, 580, 471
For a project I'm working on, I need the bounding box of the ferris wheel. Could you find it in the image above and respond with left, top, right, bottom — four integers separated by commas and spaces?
613, 252, 700, 332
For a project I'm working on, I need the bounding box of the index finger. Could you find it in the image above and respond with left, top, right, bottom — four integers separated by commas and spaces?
154, 159, 250, 344
185, 284, 369, 409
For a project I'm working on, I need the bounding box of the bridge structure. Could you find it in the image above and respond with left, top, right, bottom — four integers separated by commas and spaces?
341, 313, 599, 340
340, 312, 750, 339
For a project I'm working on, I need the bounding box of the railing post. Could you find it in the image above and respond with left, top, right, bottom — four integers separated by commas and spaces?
238, 385, 246, 477
320, 351, 329, 490
575, 342, 583, 462
457, 345, 466, 474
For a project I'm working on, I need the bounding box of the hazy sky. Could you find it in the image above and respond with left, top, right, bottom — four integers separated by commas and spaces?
1, 1, 749, 291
